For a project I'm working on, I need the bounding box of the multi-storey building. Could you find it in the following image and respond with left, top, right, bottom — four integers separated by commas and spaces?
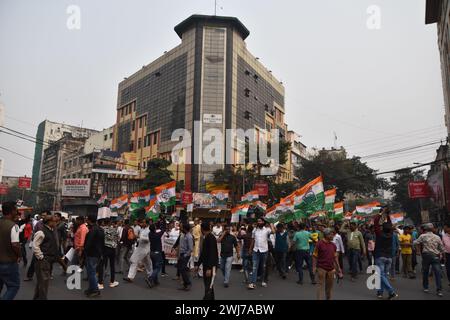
114, 14, 290, 192
31, 120, 98, 196
287, 130, 307, 180
426, 0, 450, 137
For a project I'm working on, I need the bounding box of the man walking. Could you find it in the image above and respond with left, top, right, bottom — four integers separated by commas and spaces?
274, 223, 289, 279
32, 215, 58, 300
312, 228, 342, 300
0, 202, 21, 300
83, 214, 104, 298
118, 219, 134, 274
292, 223, 315, 285
192, 218, 203, 277
218, 224, 240, 288
248, 218, 275, 289
174, 223, 194, 291
373, 208, 398, 300
340, 221, 366, 281
414, 223, 445, 297
124, 218, 152, 283
146, 223, 165, 287
197, 222, 218, 300
98, 218, 119, 289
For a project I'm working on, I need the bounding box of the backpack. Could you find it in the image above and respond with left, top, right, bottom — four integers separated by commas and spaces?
127, 228, 136, 241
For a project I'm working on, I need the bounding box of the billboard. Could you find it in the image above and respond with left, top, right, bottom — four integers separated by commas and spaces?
193, 193, 215, 208
62, 178, 91, 197
254, 181, 269, 196
408, 181, 429, 199
18, 177, 32, 189
92, 150, 138, 176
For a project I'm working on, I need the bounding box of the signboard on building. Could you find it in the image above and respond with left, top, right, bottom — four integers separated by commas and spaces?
254, 181, 269, 196
62, 178, 91, 197
92, 150, 138, 176
408, 181, 429, 199
18, 177, 32, 189
203, 113, 222, 124
193, 193, 215, 208
0, 184, 8, 195
181, 191, 193, 205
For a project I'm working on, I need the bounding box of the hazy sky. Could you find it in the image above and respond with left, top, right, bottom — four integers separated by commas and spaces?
0, 0, 446, 179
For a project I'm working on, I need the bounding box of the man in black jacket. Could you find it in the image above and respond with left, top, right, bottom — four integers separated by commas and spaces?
196, 222, 218, 300
32, 215, 58, 300
83, 214, 104, 298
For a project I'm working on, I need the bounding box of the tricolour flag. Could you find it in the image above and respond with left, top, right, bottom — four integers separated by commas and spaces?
264, 205, 280, 223
309, 211, 326, 220
333, 202, 344, 220
130, 189, 152, 211
231, 204, 250, 216
390, 212, 404, 224
97, 193, 108, 206
355, 201, 381, 217
241, 190, 259, 203
210, 189, 229, 206
294, 176, 325, 217
324, 189, 336, 214
343, 212, 353, 221
253, 200, 267, 212
110, 195, 129, 212
145, 198, 160, 222
155, 181, 176, 207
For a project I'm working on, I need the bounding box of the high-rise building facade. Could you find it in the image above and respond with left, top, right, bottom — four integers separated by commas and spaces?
114, 15, 288, 192
426, 0, 450, 137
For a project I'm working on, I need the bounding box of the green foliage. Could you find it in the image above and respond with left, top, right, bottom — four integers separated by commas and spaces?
142, 158, 173, 192
389, 169, 424, 225
296, 151, 386, 200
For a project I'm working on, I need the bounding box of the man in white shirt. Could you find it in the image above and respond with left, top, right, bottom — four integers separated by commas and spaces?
123, 218, 152, 283
332, 226, 345, 272
248, 218, 275, 289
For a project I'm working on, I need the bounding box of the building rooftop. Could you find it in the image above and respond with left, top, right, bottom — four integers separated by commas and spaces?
174, 14, 250, 40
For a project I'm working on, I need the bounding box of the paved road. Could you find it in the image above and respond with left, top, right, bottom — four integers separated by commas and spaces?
13, 256, 450, 300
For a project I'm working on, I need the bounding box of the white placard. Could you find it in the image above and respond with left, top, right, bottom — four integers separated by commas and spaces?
203, 113, 222, 124
64, 248, 75, 262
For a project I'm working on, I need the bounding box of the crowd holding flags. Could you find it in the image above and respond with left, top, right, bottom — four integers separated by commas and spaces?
95, 175, 406, 226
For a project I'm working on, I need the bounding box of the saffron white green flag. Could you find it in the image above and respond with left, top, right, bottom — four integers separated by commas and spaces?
333, 202, 344, 220
155, 181, 176, 207
110, 195, 129, 212
264, 205, 280, 223
231, 204, 250, 216
241, 190, 259, 203
324, 189, 336, 214
130, 189, 152, 211
97, 193, 108, 206
145, 198, 160, 222
294, 176, 325, 217
355, 202, 381, 216
210, 189, 229, 206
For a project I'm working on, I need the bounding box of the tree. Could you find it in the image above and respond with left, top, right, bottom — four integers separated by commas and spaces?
142, 158, 173, 192
389, 169, 424, 225
296, 151, 386, 200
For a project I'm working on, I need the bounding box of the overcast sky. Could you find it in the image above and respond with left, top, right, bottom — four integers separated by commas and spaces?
0, 0, 446, 179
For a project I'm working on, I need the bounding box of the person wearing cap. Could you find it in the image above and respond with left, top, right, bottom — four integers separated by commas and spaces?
414, 223, 445, 297
312, 228, 342, 300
